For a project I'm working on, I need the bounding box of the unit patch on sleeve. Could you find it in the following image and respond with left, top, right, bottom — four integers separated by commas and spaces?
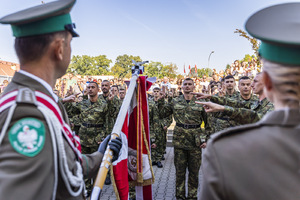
8, 118, 46, 157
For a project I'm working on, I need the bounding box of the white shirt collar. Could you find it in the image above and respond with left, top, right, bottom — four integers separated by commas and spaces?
18, 70, 59, 102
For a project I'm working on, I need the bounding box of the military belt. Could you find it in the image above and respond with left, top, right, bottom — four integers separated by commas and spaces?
176, 123, 200, 129
82, 123, 104, 128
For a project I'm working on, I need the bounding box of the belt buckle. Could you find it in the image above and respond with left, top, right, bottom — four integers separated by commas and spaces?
184, 124, 189, 129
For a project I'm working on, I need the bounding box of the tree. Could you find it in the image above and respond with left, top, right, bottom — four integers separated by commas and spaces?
234, 29, 261, 67
144, 61, 161, 78
67, 55, 111, 75
196, 68, 213, 78
159, 63, 178, 79
111, 54, 142, 78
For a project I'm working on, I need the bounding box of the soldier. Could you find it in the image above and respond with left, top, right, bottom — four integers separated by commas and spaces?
159, 78, 211, 200
237, 76, 258, 102
119, 86, 126, 103
0, 0, 122, 199
99, 80, 121, 135
149, 87, 172, 168
199, 3, 300, 199
196, 73, 274, 125
110, 85, 119, 98
223, 75, 239, 98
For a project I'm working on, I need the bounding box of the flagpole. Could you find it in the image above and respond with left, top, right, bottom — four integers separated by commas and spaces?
91, 60, 148, 200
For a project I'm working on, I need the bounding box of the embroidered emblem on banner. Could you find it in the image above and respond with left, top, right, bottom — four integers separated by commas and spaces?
9, 118, 45, 157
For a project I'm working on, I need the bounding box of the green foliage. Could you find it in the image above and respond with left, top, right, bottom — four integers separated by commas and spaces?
67, 55, 111, 75
144, 61, 161, 78
196, 67, 213, 78
234, 29, 261, 66
111, 54, 142, 78
159, 63, 178, 79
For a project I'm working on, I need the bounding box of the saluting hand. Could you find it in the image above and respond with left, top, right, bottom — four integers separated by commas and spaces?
108, 92, 114, 101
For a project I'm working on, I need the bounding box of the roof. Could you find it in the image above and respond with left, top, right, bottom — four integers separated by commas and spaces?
0, 60, 20, 77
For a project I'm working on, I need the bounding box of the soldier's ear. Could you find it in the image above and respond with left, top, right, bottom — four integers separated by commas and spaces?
262, 71, 272, 91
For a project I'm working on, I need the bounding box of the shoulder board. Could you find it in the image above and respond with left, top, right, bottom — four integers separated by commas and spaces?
210, 122, 262, 142
16, 87, 37, 105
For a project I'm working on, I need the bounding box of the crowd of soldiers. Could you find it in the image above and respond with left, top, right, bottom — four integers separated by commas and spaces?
58, 71, 274, 200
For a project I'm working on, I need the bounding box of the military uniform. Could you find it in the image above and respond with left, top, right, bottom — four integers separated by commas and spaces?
149, 98, 172, 164
0, 72, 103, 200
208, 91, 240, 135
211, 95, 274, 125
159, 95, 211, 199
200, 109, 300, 200
67, 98, 111, 151
98, 94, 121, 135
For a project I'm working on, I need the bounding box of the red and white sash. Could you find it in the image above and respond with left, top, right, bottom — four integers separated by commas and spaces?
0, 90, 82, 161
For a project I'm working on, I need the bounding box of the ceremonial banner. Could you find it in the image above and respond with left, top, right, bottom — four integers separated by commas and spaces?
112, 76, 154, 200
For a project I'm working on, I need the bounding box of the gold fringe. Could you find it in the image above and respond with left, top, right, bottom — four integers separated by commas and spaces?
140, 97, 155, 185
110, 164, 120, 200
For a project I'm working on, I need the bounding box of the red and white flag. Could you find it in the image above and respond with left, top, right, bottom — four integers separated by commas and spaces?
112, 76, 154, 200
189, 65, 191, 74
195, 64, 197, 73
184, 64, 186, 74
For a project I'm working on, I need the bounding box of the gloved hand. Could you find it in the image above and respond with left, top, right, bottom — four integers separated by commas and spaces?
98, 135, 122, 162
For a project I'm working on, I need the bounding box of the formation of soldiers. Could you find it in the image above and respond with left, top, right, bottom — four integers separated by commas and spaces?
59, 72, 274, 200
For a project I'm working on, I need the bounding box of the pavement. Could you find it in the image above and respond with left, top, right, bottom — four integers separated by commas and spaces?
98, 123, 204, 200
99, 146, 177, 200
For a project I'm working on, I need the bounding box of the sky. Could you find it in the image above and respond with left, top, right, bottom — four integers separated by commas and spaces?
0, 0, 299, 74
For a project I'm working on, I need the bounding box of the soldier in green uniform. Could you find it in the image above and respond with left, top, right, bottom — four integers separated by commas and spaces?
206, 75, 240, 135
196, 73, 274, 125
0, 1, 122, 199
149, 87, 172, 168
99, 80, 121, 135
158, 78, 211, 200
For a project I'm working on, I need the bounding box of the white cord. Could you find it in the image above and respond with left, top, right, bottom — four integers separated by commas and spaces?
0, 104, 16, 146
38, 105, 84, 197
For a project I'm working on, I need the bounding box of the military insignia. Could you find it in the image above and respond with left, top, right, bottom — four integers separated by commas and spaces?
8, 118, 45, 157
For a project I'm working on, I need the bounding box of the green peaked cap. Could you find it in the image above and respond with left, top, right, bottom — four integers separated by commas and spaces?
0, 0, 78, 37
245, 3, 300, 65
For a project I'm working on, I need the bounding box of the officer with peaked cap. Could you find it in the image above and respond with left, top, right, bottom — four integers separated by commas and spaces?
199, 3, 300, 200
0, 0, 122, 199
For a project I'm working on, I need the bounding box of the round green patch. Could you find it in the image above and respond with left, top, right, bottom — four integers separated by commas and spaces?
8, 118, 45, 157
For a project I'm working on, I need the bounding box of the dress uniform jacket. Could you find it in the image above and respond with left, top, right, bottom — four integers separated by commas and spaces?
0, 72, 103, 200
200, 109, 300, 200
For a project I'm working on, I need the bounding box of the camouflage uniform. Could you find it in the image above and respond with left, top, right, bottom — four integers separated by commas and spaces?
98, 94, 121, 135
149, 98, 172, 163
210, 96, 274, 125
158, 95, 211, 200
208, 91, 240, 135
64, 97, 113, 194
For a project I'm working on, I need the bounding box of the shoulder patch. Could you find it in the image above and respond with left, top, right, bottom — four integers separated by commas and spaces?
210, 122, 262, 142
8, 118, 45, 157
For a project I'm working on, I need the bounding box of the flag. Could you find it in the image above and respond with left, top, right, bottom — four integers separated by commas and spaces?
195, 64, 197, 73
112, 76, 154, 200
184, 64, 186, 74
189, 65, 191, 74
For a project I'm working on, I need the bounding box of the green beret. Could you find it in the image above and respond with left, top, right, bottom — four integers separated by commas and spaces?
245, 3, 300, 65
0, 0, 78, 37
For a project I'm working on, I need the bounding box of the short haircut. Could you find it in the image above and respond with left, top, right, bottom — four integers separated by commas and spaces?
183, 77, 194, 83
224, 75, 234, 80
239, 76, 250, 82
15, 31, 68, 64
112, 85, 119, 91
87, 81, 99, 87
